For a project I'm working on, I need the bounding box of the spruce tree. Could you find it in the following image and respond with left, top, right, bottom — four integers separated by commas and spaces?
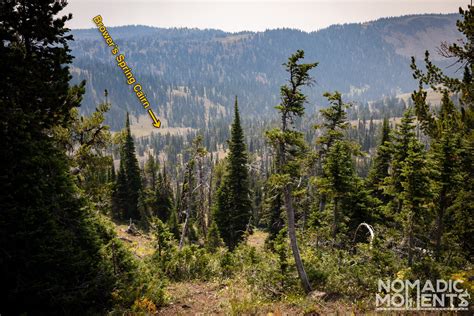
399, 136, 432, 266
266, 50, 317, 294
411, 6, 474, 260
112, 113, 142, 220
144, 152, 158, 191
266, 191, 284, 243
155, 166, 174, 223
318, 140, 356, 239
316, 91, 351, 213
112, 161, 129, 219
214, 97, 252, 249
366, 118, 392, 204
429, 95, 463, 259
206, 220, 224, 253
0, 1, 146, 312
167, 206, 181, 241
314, 92, 371, 240
388, 109, 417, 215
388, 109, 432, 265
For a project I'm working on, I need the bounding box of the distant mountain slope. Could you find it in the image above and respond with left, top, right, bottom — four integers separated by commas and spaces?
70, 13, 461, 130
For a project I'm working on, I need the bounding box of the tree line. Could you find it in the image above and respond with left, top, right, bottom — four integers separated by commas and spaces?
1, 0, 472, 313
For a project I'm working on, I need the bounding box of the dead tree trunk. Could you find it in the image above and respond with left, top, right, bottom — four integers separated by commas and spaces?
179, 162, 193, 250
197, 156, 207, 236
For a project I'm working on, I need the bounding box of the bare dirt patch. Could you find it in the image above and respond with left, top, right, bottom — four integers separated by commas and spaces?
157, 281, 227, 315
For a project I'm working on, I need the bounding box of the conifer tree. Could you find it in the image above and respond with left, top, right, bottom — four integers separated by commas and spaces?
388, 109, 432, 265
167, 206, 181, 240
53, 94, 113, 211
0, 1, 149, 312
410, 6, 474, 260
155, 166, 174, 223
388, 110, 417, 215
179, 135, 204, 249
366, 118, 392, 204
315, 91, 351, 213
266, 50, 317, 294
266, 191, 284, 243
112, 113, 142, 220
214, 97, 252, 249
206, 220, 224, 253
144, 152, 158, 191
112, 161, 129, 219
399, 136, 432, 266
429, 95, 463, 259
314, 92, 371, 240
318, 140, 356, 239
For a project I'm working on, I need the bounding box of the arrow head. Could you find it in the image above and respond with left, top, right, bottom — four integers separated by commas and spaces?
152, 120, 161, 128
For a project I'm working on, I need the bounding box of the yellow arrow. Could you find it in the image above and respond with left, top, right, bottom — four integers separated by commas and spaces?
148, 109, 161, 128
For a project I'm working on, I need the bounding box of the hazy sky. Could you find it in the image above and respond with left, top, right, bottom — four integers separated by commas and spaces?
67, 0, 468, 32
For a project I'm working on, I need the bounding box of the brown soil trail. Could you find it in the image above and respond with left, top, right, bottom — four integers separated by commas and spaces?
157, 281, 227, 315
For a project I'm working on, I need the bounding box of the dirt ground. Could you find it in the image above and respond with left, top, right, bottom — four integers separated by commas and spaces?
157, 282, 227, 315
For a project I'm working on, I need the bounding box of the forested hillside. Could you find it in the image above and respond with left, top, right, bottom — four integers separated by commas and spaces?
70, 14, 460, 129
1, 0, 473, 314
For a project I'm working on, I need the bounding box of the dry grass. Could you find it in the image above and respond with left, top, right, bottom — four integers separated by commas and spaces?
112, 222, 359, 314
115, 223, 155, 258
397, 89, 444, 105
246, 230, 268, 250
129, 114, 196, 138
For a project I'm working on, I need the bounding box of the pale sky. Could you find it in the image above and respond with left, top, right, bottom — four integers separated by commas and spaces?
67, 0, 468, 32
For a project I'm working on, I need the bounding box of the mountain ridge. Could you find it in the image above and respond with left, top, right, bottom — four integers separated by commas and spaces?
70, 13, 462, 130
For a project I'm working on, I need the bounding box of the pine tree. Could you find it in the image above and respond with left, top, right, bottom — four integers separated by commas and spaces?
155, 166, 174, 222
399, 137, 432, 266
53, 94, 113, 211
167, 206, 181, 241
206, 220, 224, 253
316, 91, 350, 157
0, 1, 146, 312
388, 109, 417, 215
316, 91, 351, 213
366, 118, 392, 204
266, 191, 284, 243
112, 113, 142, 220
112, 161, 129, 219
314, 92, 371, 241
214, 97, 252, 250
430, 120, 462, 259
318, 140, 356, 240
144, 152, 158, 191
411, 5, 474, 260
387, 109, 432, 265
266, 50, 317, 294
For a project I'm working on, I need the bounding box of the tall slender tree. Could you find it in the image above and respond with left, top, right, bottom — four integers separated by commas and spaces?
266, 50, 317, 294
399, 136, 432, 266
366, 118, 392, 204
214, 97, 252, 249
112, 113, 142, 220
315, 91, 351, 213
388, 109, 432, 265
318, 140, 356, 239
155, 166, 174, 223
